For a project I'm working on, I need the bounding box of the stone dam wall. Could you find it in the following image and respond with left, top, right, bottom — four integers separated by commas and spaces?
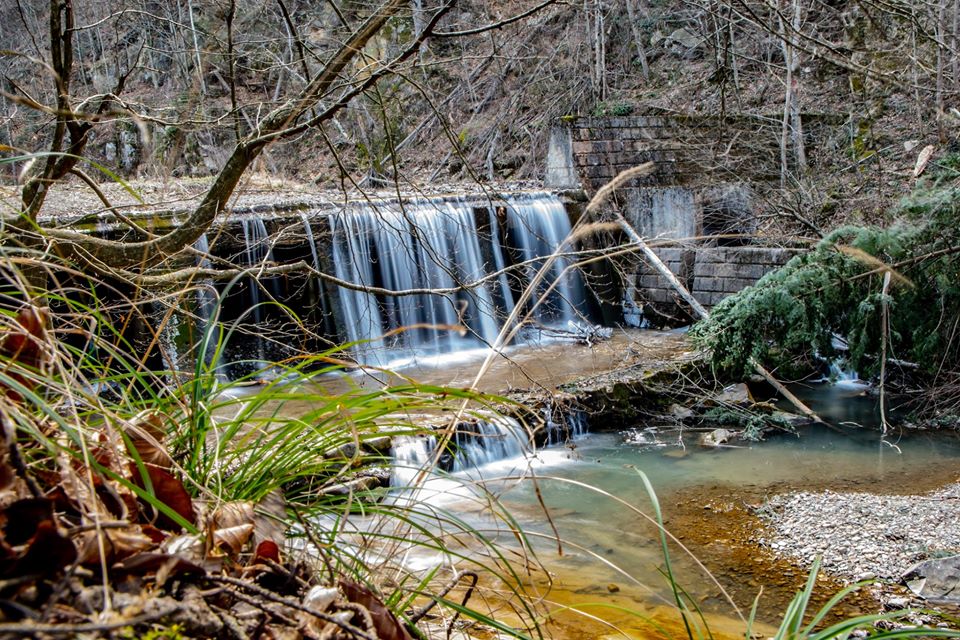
622, 245, 800, 326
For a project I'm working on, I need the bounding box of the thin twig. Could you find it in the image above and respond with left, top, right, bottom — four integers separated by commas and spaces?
206, 575, 376, 640
0, 603, 180, 635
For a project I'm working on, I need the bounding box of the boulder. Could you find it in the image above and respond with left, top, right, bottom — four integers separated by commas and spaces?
715, 383, 753, 407
901, 555, 960, 602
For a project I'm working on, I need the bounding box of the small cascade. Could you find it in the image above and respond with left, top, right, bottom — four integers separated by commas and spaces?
390, 433, 438, 488
542, 404, 588, 446
390, 416, 530, 486
390, 407, 590, 488
449, 417, 528, 472
827, 360, 866, 389
239, 217, 277, 316
299, 213, 331, 321
329, 193, 591, 367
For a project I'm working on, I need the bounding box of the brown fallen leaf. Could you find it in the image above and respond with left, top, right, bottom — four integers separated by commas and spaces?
0, 306, 50, 402
253, 489, 286, 546
129, 463, 196, 531
340, 578, 413, 640
76, 525, 156, 565
208, 500, 256, 557
211, 523, 254, 556
253, 539, 280, 564
126, 411, 174, 469
10, 520, 77, 577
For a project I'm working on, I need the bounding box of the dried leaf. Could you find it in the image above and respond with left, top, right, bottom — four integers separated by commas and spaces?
253, 540, 280, 564
0, 306, 48, 369
0, 306, 50, 402
113, 551, 205, 577
253, 489, 286, 546
129, 463, 196, 531
914, 144, 935, 178
126, 411, 173, 469
57, 452, 108, 517
340, 578, 413, 640
303, 585, 338, 613
140, 524, 167, 544
207, 501, 256, 556
11, 520, 77, 577
212, 523, 254, 556
76, 526, 155, 565
212, 501, 255, 530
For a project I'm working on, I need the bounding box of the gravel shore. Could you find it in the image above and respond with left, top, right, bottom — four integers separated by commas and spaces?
757, 481, 960, 583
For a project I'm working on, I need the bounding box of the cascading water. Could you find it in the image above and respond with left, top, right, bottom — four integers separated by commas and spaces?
504, 195, 588, 326
239, 217, 275, 319
390, 416, 529, 488
329, 193, 590, 367
390, 407, 589, 490
299, 213, 331, 322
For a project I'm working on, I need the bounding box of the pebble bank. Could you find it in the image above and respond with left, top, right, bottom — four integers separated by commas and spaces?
758, 481, 960, 582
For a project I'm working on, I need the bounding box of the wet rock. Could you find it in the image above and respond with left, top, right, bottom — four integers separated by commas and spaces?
714, 383, 752, 407
669, 403, 694, 421
699, 428, 734, 448
902, 555, 960, 602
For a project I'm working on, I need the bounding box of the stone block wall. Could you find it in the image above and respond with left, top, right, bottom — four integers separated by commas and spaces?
629, 246, 798, 321
546, 112, 829, 323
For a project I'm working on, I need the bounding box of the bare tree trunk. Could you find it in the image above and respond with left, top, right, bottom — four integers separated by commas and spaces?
778, 0, 806, 186
186, 0, 206, 95
587, 0, 606, 100
625, 0, 650, 81
937, 0, 948, 140
953, 0, 959, 92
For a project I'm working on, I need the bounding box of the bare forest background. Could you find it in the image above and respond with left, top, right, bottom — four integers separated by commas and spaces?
2, 0, 957, 237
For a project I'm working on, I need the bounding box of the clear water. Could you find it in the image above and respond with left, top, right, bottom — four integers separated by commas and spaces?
394, 387, 960, 636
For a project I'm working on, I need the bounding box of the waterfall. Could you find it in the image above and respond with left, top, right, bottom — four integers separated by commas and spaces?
329, 193, 590, 367
450, 417, 529, 472
300, 213, 331, 322
542, 404, 588, 446
193, 233, 219, 367
504, 195, 588, 326
239, 217, 275, 318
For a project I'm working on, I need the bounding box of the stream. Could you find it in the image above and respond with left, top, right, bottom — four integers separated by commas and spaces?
385, 366, 960, 638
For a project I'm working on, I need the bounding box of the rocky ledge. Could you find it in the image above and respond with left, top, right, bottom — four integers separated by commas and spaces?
757, 482, 960, 601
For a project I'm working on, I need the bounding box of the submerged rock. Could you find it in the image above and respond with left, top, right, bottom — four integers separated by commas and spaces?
902, 555, 960, 602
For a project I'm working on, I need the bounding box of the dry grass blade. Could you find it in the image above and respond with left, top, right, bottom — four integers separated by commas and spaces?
836, 245, 914, 288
